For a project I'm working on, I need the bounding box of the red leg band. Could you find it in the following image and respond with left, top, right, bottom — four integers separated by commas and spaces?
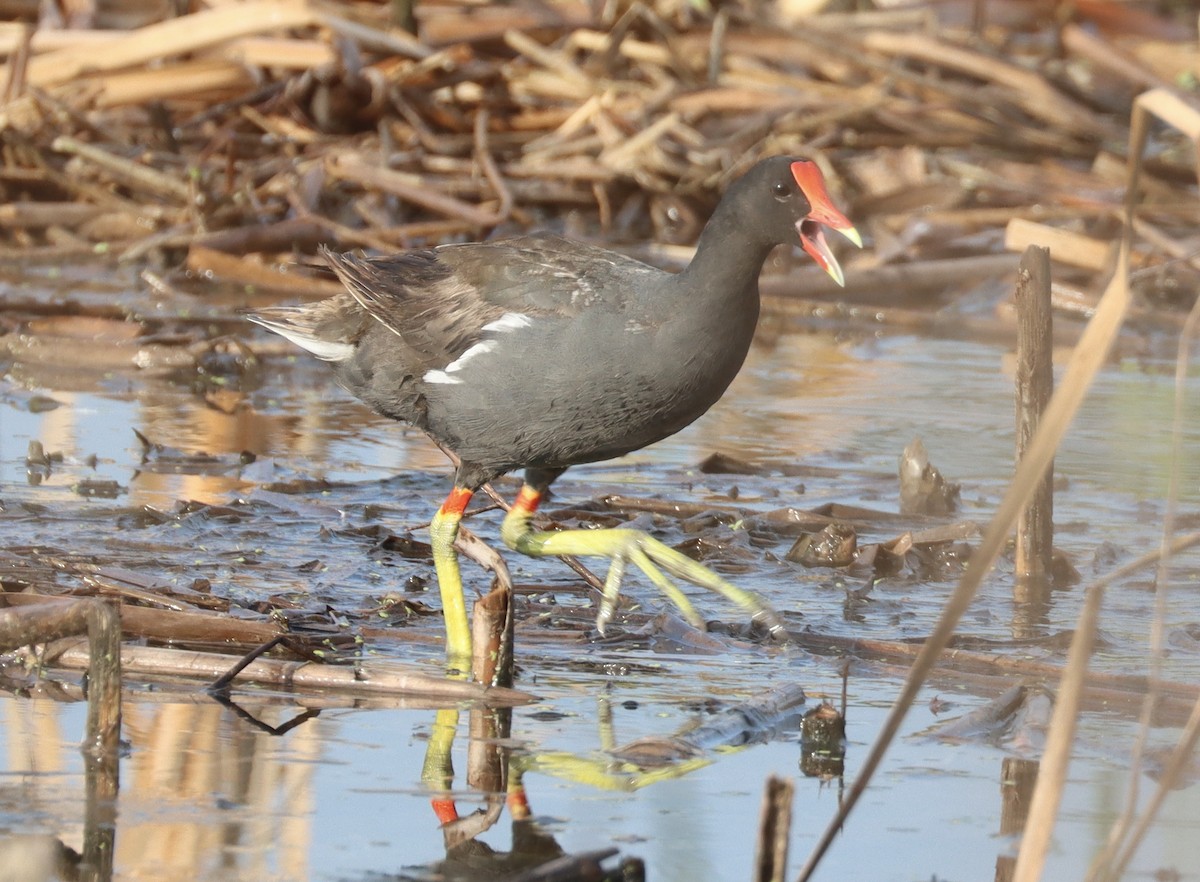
512, 485, 543, 516
438, 486, 474, 518
431, 797, 459, 825
507, 786, 531, 820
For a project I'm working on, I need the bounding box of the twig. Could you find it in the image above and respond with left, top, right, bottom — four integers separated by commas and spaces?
51, 135, 191, 202
208, 635, 289, 692
473, 107, 513, 224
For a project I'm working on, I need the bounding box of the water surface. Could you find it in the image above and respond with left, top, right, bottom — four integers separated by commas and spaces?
2, 263, 1199, 881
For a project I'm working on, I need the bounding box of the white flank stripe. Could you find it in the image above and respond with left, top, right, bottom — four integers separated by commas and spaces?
423, 339, 496, 385
269, 326, 354, 362
481, 312, 532, 333
445, 340, 496, 372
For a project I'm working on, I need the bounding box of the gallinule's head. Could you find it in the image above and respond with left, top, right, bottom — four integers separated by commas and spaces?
734, 156, 861, 287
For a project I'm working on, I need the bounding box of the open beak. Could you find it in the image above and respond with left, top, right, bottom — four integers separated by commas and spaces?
790, 160, 861, 287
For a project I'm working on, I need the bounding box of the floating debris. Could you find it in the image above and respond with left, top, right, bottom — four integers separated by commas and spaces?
898, 437, 960, 517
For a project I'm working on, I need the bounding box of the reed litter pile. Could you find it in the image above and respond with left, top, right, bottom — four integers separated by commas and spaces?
0, 0, 1196, 310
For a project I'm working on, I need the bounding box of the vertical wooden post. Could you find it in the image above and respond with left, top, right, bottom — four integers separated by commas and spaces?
1014, 245, 1054, 582
84, 599, 122, 762
754, 775, 794, 882
995, 757, 1040, 882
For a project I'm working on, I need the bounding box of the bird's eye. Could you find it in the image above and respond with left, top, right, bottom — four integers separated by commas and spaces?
772, 181, 791, 200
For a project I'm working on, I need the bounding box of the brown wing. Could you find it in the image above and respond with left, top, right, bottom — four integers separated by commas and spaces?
321, 236, 663, 371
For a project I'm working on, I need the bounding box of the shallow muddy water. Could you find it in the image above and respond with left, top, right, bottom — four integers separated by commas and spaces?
2, 261, 1200, 881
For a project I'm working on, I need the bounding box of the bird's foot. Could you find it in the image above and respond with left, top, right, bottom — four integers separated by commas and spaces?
586, 528, 786, 640
501, 488, 784, 639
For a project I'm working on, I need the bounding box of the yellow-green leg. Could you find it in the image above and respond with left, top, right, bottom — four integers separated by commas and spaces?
422, 708, 460, 825
499, 482, 784, 637
430, 486, 474, 673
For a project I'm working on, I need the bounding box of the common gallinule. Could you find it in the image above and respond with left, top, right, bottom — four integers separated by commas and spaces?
247, 157, 859, 670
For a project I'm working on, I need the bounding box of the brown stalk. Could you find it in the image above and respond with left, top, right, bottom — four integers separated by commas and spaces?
473, 107, 514, 224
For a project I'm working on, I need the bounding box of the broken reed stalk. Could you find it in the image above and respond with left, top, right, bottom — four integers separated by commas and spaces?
471, 584, 513, 688
450, 522, 516, 687
83, 606, 121, 882
995, 758, 1039, 880
83, 601, 122, 764
1014, 245, 1054, 584
45, 640, 536, 704
999, 758, 1039, 837
0, 598, 122, 764
754, 775, 793, 882
466, 706, 510, 798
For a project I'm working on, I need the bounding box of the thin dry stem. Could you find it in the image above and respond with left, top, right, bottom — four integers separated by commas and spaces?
797, 221, 1134, 882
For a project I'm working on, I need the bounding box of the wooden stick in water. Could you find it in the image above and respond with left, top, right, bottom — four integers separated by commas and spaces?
1014, 245, 1054, 585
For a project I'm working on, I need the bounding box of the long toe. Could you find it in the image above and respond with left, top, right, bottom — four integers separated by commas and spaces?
633, 533, 784, 637
502, 502, 783, 636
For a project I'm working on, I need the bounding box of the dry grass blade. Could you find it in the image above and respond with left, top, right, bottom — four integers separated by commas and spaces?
1011, 581, 1103, 882
796, 224, 1134, 882
1011, 85, 1200, 882
1004, 219, 1113, 271
1084, 304, 1200, 882
1100, 694, 1200, 880
994, 527, 1200, 882
1082, 90, 1200, 882
89, 58, 255, 107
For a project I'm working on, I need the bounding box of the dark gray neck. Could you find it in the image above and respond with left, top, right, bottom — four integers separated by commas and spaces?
674, 196, 779, 303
